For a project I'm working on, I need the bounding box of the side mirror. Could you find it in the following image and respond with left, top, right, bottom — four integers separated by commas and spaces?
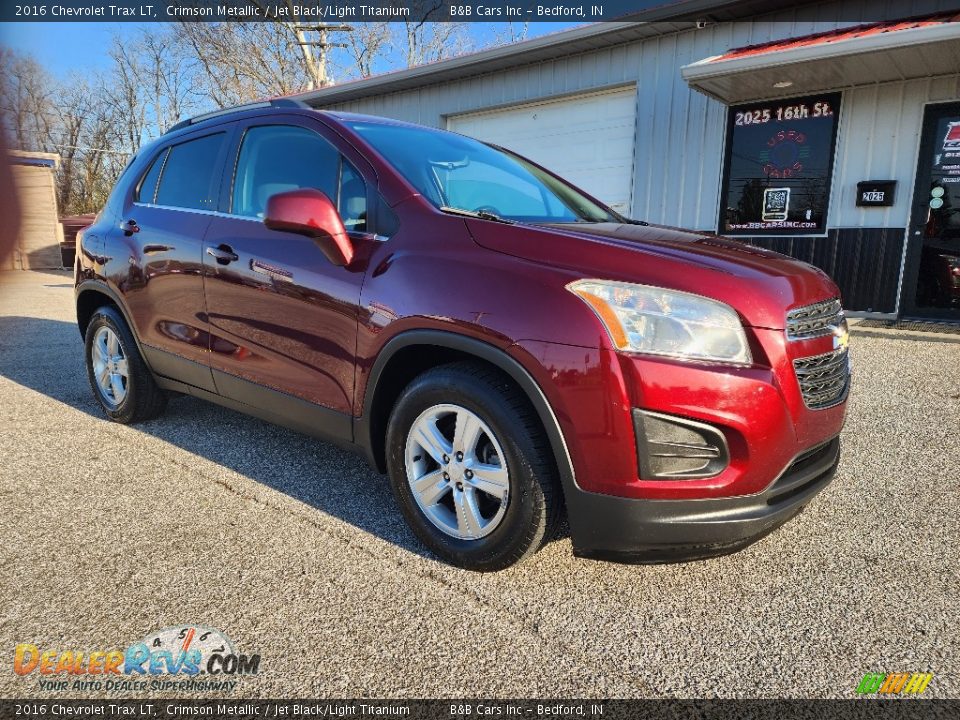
263, 188, 354, 267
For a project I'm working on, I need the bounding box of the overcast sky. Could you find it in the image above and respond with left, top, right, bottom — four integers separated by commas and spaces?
0, 22, 583, 79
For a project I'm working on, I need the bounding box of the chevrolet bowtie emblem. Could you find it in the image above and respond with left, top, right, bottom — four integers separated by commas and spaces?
833, 321, 850, 351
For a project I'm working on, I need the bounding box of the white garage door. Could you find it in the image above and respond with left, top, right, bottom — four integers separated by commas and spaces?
446, 87, 637, 214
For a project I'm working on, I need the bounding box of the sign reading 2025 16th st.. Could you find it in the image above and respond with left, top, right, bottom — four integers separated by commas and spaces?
720, 93, 842, 236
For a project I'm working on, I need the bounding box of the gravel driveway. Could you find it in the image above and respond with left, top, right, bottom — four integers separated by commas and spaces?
1, 269, 957, 699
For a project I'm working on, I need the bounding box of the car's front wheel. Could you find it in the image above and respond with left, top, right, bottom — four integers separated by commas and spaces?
385, 362, 561, 571
84, 305, 167, 424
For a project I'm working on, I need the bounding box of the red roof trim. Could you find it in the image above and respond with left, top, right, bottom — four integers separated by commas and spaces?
711, 13, 960, 63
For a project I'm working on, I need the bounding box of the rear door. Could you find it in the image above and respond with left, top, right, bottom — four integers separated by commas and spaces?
201, 117, 373, 431
117, 129, 231, 392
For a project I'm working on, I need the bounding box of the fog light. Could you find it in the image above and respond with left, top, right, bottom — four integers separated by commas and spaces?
633, 410, 729, 480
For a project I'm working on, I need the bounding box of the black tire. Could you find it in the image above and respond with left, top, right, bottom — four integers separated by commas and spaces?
84, 305, 167, 424
385, 361, 562, 571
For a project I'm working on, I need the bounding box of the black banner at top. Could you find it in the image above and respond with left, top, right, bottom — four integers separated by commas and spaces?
5, 0, 960, 23
5, 0, 660, 23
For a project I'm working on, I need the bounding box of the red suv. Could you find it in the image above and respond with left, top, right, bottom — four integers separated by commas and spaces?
75, 99, 849, 571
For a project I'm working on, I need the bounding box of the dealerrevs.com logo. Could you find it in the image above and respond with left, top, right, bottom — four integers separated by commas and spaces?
13, 625, 260, 693
856, 672, 933, 695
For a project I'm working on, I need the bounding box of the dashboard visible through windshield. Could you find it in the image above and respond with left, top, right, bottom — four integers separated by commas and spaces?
346, 120, 619, 224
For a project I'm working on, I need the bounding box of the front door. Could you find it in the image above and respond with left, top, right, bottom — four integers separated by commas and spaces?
904, 102, 960, 320
201, 119, 372, 435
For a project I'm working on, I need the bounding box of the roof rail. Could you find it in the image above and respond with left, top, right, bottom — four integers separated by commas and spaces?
165, 97, 312, 134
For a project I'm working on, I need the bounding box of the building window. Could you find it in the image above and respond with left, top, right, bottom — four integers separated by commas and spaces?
719, 93, 841, 236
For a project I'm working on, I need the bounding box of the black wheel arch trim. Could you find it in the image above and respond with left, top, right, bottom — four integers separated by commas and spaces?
75, 280, 150, 362
357, 330, 579, 496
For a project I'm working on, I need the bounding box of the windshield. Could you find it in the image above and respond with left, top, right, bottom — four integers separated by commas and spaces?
345, 121, 619, 224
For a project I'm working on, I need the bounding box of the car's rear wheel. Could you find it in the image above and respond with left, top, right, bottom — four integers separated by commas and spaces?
386, 362, 561, 571
84, 305, 167, 423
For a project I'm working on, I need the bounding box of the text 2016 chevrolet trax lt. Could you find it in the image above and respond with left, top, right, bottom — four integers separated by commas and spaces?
76, 100, 849, 571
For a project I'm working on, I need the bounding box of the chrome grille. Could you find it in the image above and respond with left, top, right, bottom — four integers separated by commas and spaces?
793, 347, 850, 410
786, 298, 844, 340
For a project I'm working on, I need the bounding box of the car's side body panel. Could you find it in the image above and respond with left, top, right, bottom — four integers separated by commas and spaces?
151, 365, 355, 448
202, 213, 365, 414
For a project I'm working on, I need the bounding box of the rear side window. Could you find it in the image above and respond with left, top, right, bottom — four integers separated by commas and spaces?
232, 124, 367, 231
136, 148, 167, 204
154, 133, 226, 211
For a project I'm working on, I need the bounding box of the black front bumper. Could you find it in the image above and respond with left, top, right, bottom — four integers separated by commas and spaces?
566, 437, 841, 563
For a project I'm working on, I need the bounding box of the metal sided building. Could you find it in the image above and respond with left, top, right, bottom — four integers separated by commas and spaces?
299, 0, 960, 322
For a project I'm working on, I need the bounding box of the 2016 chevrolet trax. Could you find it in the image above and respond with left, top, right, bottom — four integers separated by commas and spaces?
76, 99, 849, 571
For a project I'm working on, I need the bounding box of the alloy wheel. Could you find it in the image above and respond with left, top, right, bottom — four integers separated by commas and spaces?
91, 326, 129, 409
404, 403, 510, 540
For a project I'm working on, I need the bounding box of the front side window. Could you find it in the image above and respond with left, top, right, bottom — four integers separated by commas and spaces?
346, 121, 617, 224
154, 133, 226, 211
232, 125, 367, 232
719, 93, 841, 235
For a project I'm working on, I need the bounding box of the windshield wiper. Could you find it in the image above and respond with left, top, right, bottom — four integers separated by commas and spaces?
440, 206, 514, 224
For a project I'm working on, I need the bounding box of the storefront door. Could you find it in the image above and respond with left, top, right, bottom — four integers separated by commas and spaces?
904, 102, 960, 320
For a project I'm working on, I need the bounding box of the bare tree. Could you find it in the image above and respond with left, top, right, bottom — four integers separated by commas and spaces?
104, 38, 150, 153
135, 29, 203, 133
0, 49, 131, 215
0, 18, 500, 216
76, 106, 126, 214
104, 26, 207, 148
493, 22, 531, 45
0, 49, 55, 152
341, 22, 392, 78
176, 21, 311, 105
49, 78, 88, 213
400, 20, 470, 67
49, 76, 128, 215
331, 20, 470, 81
245, 0, 337, 88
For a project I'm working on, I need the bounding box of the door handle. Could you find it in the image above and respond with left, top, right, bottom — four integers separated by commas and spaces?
123, 219, 140, 236
143, 244, 174, 254
206, 244, 239, 265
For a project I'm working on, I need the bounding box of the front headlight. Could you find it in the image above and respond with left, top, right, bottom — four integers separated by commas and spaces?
567, 280, 752, 365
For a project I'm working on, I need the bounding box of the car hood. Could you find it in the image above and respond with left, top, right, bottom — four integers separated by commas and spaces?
464, 220, 841, 331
